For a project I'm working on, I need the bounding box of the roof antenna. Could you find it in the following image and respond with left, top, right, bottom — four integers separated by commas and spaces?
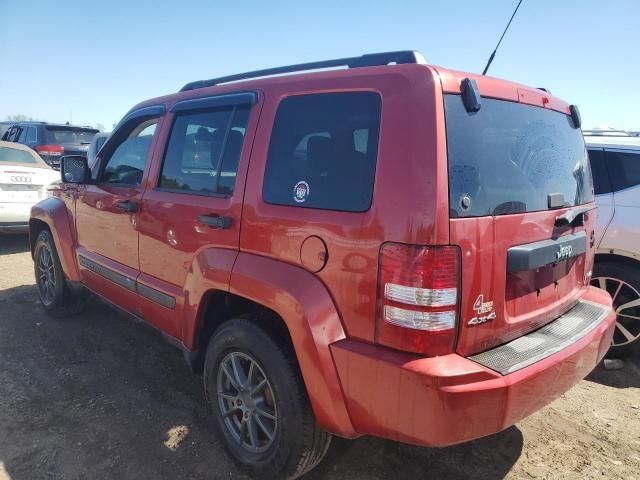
482, 0, 525, 76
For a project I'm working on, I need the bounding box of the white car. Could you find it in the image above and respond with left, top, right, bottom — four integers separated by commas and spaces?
0, 140, 59, 233
587, 132, 640, 357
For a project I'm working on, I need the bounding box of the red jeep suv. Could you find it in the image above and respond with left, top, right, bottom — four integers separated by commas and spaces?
30, 51, 615, 479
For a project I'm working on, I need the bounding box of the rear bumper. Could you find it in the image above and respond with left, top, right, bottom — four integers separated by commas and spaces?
0, 223, 29, 233
0, 203, 31, 233
0, 202, 33, 223
330, 287, 615, 447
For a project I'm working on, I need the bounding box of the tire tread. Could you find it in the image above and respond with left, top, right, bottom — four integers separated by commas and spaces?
34, 230, 86, 318
204, 317, 331, 480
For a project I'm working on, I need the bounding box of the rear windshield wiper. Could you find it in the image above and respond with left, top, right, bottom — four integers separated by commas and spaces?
554, 205, 595, 227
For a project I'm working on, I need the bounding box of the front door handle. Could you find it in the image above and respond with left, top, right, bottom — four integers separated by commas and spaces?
115, 199, 138, 213
198, 214, 232, 229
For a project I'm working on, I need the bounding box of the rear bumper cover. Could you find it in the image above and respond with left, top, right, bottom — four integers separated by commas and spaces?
0, 202, 32, 223
330, 287, 615, 447
0, 221, 29, 233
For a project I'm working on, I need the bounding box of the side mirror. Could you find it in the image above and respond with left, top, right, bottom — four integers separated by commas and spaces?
60, 155, 89, 184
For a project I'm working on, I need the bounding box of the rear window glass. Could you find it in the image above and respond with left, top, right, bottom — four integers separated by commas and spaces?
46, 128, 97, 145
445, 95, 594, 217
263, 92, 381, 212
0, 146, 39, 164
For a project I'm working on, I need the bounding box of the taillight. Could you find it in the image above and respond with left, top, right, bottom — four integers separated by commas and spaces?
35, 145, 64, 156
376, 243, 460, 356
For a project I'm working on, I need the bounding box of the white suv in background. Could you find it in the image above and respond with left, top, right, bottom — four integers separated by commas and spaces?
587, 131, 640, 357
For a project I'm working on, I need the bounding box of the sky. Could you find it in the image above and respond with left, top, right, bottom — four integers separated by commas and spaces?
1, 0, 638, 131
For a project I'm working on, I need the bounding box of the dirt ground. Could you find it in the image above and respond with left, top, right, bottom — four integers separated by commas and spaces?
0, 234, 638, 480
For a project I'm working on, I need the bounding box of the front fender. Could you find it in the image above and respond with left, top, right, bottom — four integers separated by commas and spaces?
230, 252, 356, 438
30, 197, 80, 281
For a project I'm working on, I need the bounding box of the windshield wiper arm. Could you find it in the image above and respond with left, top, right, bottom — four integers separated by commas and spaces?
555, 205, 596, 227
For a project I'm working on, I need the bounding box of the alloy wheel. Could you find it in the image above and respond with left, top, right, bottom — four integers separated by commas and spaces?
216, 351, 278, 453
592, 276, 640, 347
37, 245, 56, 306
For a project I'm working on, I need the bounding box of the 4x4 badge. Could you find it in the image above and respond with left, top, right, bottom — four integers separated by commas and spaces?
468, 294, 496, 326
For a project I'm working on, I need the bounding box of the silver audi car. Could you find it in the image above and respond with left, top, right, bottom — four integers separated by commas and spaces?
586, 130, 640, 357
0, 141, 59, 233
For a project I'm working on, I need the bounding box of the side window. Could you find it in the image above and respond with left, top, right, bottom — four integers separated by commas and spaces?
8, 127, 23, 142
587, 149, 612, 195
159, 105, 250, 196
4, 127, 16, 141
100, 119, 158, 186
25, 127, 37, 144
17, 127, 28, 143
607, 151, 640, 192
262, 92, 381, 212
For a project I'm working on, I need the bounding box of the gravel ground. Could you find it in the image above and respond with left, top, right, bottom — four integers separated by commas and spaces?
0, 234, 638, 480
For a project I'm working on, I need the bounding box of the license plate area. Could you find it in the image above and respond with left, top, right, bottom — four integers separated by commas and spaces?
507, 231, 587, 273
505, 232, 588, 326
0, 190, 40, 203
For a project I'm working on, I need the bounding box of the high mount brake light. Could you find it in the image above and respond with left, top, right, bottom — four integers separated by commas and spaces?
376, 243, 460, 356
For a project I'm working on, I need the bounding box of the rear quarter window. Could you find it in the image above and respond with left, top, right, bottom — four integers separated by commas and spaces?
25, 126, 37, 143
262, 92, 381, 212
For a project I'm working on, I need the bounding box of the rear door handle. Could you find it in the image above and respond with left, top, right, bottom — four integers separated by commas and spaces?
115, 200, 138, 213
198, 214, 232, 229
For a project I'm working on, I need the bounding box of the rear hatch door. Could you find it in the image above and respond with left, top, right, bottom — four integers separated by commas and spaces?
444, 93, 596, 357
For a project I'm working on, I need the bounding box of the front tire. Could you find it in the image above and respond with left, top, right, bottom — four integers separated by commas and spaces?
204, 318, 331, 479
33, 230, 86, 317
592, 260, 640, 358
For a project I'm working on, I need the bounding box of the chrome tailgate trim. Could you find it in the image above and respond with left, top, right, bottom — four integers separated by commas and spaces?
468, 300, 610, 375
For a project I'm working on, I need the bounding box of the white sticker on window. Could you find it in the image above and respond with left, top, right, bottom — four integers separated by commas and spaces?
293, 181, 310, 203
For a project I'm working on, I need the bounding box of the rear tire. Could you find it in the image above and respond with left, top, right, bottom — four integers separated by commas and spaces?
592, 260, 640, 358
33, 230, 86, 318
204, 318, 331, 479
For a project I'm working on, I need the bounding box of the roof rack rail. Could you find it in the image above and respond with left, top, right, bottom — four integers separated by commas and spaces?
583, 129, 632, 137
180, 50, 425, 92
